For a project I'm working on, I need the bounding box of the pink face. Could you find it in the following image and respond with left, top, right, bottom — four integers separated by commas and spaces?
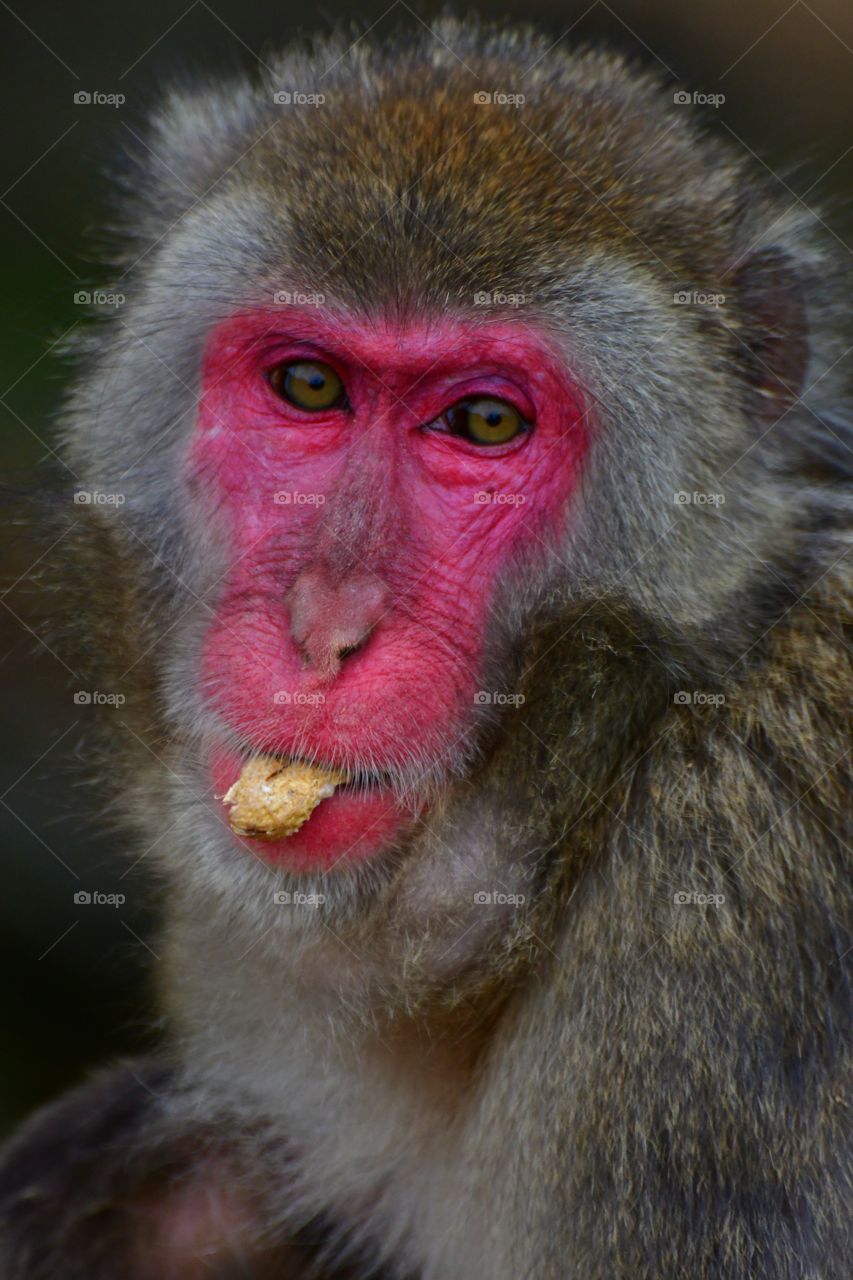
193, 310, 588, 871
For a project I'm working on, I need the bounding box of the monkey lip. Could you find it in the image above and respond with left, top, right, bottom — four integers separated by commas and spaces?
334, 772, 391, 794
235, 751, 393, 792
210, 746, 422, 870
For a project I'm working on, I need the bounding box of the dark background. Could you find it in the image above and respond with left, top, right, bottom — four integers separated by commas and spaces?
1, 0, 851, 1134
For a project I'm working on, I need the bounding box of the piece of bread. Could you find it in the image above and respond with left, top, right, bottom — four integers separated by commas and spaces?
222, 757, 344, 839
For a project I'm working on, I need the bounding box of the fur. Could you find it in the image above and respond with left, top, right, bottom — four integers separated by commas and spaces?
1, 19, 850, 1279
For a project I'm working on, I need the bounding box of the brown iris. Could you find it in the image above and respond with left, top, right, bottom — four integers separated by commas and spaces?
269, 360, 345, 410
446, 397, 526, 445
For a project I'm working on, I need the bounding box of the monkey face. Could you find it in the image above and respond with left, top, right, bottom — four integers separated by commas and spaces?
190, 309, 587, 869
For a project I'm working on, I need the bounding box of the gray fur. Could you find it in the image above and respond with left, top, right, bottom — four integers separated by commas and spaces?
1, 19, 850, 1279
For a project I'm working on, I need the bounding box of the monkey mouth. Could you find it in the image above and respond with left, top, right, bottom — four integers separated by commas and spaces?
237, 751, 392, 793
329, 770, 391, 794
211, 744, 422, 869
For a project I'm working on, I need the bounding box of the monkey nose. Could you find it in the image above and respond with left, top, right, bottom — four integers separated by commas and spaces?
284, 569, 388, 682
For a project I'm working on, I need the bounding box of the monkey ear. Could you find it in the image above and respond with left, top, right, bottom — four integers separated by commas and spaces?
731, 248, 810, 420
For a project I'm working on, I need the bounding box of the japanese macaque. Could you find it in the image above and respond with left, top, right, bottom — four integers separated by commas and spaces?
1, 19, 850, 1280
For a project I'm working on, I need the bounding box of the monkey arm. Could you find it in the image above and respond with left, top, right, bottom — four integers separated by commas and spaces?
0, 1060, 390, 1280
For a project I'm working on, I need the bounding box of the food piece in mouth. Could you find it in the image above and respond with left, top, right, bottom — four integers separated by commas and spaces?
221, 756, 346, 840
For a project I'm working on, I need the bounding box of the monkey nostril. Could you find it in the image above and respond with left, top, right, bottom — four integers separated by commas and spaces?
285, 569, 387, 679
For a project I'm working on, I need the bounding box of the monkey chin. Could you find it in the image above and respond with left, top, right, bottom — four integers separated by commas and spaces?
211, 748, 418, 871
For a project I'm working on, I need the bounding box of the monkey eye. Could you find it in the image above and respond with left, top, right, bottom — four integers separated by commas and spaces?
444, 397, 528, 446
268, 360, 346, 411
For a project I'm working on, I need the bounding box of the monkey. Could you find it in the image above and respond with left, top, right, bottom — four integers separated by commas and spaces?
0, 16, 850, 1280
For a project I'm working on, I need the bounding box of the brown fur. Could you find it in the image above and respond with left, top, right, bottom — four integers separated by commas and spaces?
0, 18, 850, 1280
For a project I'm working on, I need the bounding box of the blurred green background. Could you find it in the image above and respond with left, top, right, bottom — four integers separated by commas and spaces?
1, 0, 851, 1134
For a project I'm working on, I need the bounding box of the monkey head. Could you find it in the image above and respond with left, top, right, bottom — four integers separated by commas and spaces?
63, 24, 847, 950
